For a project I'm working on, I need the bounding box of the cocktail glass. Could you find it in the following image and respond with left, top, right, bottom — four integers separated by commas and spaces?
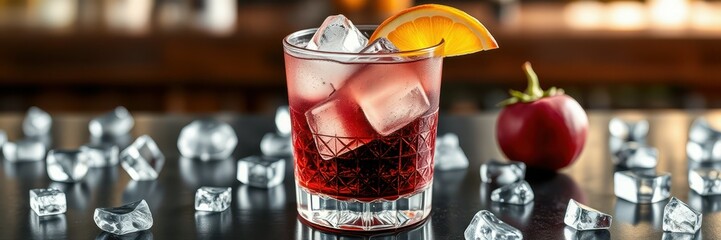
283, 26, 444, 231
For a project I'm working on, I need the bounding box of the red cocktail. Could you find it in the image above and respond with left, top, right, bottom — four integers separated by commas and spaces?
284, 27, 443, 231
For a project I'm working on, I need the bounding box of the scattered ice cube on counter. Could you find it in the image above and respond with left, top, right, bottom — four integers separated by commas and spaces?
23, 107, 52, 137
349, 65, 430, 136
360, 38, 399, 53
687, 118, 721, 162
237, 156, 285, 188
491, 180, 534, 205
612, 142, 658, 169
464, 210, 522, 240
434, 133, 469, 171
275, 106, 291, 136
80, 144, 119, 167
120, 135, 165, 181
260, 132, 292, 157
480, 159, 526, 185
46, 150, 89, 182
689, 118, 717, 143
305, 98, 374, 160
94, 199, 153, 235
3, 138, 47, 162
662, 232, 701, 240
608, 117, 649, 142
614, 170, 671, 203
89, 106, 135, 137
177, 119, 237, 161
30, 188, 66, 216
564, 199, 613, 230
689, 168, 721, 196
663, 197, 702, 234
306, 14, 368, 52
0, 130, 6, 147
195, 187, 231, 212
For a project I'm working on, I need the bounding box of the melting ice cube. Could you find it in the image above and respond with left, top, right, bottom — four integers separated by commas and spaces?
360, 38, 399, 53
564, 199, 613, 230
305, 98, 374, 160
614, 170, 671, 203
464, 210, 522, 240
663, 197, 702, 234
275, 106, 292, 136
612, 142, 658, 169
94, 200, 153, 235
177, 119, 237, 161
23, 107, 52, 137
3, 138, 47, 162
46, 150, 89, 182
195, 187, 231, 212
480, 159, 526, 185
30, 188, 66, 216
80, 143, 120, 167
120, 135, 165, 181
89, 106, 135, 137
491, 180, 534, 205
434, 133, 469, 171
689, 168, 721, 195
349, 64, 430, 136
306, 14, 368, 52
286, 57, 359, 104
237, 155, 285, 188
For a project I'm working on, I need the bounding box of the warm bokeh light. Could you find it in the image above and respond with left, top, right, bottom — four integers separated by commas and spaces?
104, 0, 153, 34
690, 1, 721, 30
648, 0, 689, 29
32, 0, 77, 31
563, 1, 604, 30
607, 1, 648, 31
197, 0, 237, 35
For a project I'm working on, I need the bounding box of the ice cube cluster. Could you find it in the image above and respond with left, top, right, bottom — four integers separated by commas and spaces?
466, 158, 532, 238
299, 15, 435, 159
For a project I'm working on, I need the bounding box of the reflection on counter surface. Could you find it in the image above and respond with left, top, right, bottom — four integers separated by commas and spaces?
0, 112, 719, 238
295, 218, 433, 240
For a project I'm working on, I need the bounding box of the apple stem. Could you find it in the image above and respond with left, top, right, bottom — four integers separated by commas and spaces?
497, 61, 564, 106
523, 62, 544, 100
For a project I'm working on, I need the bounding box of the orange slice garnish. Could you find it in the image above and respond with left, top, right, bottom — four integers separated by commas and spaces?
369, 4, 498, 57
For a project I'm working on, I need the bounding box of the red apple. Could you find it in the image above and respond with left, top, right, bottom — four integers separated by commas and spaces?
496, 62, 588, 171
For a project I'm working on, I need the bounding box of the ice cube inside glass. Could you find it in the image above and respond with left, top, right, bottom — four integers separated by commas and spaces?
283, 22, 443, 231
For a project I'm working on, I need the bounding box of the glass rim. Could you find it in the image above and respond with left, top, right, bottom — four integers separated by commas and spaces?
282, 25, 444, 60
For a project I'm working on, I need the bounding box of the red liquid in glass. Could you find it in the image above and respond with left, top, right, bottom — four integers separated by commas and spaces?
285, 53, 442, 202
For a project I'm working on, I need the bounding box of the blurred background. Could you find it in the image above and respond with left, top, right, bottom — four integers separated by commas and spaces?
0, 0, 720, 114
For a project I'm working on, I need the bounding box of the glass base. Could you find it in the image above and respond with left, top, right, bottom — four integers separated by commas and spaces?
295, 183, 432, 232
